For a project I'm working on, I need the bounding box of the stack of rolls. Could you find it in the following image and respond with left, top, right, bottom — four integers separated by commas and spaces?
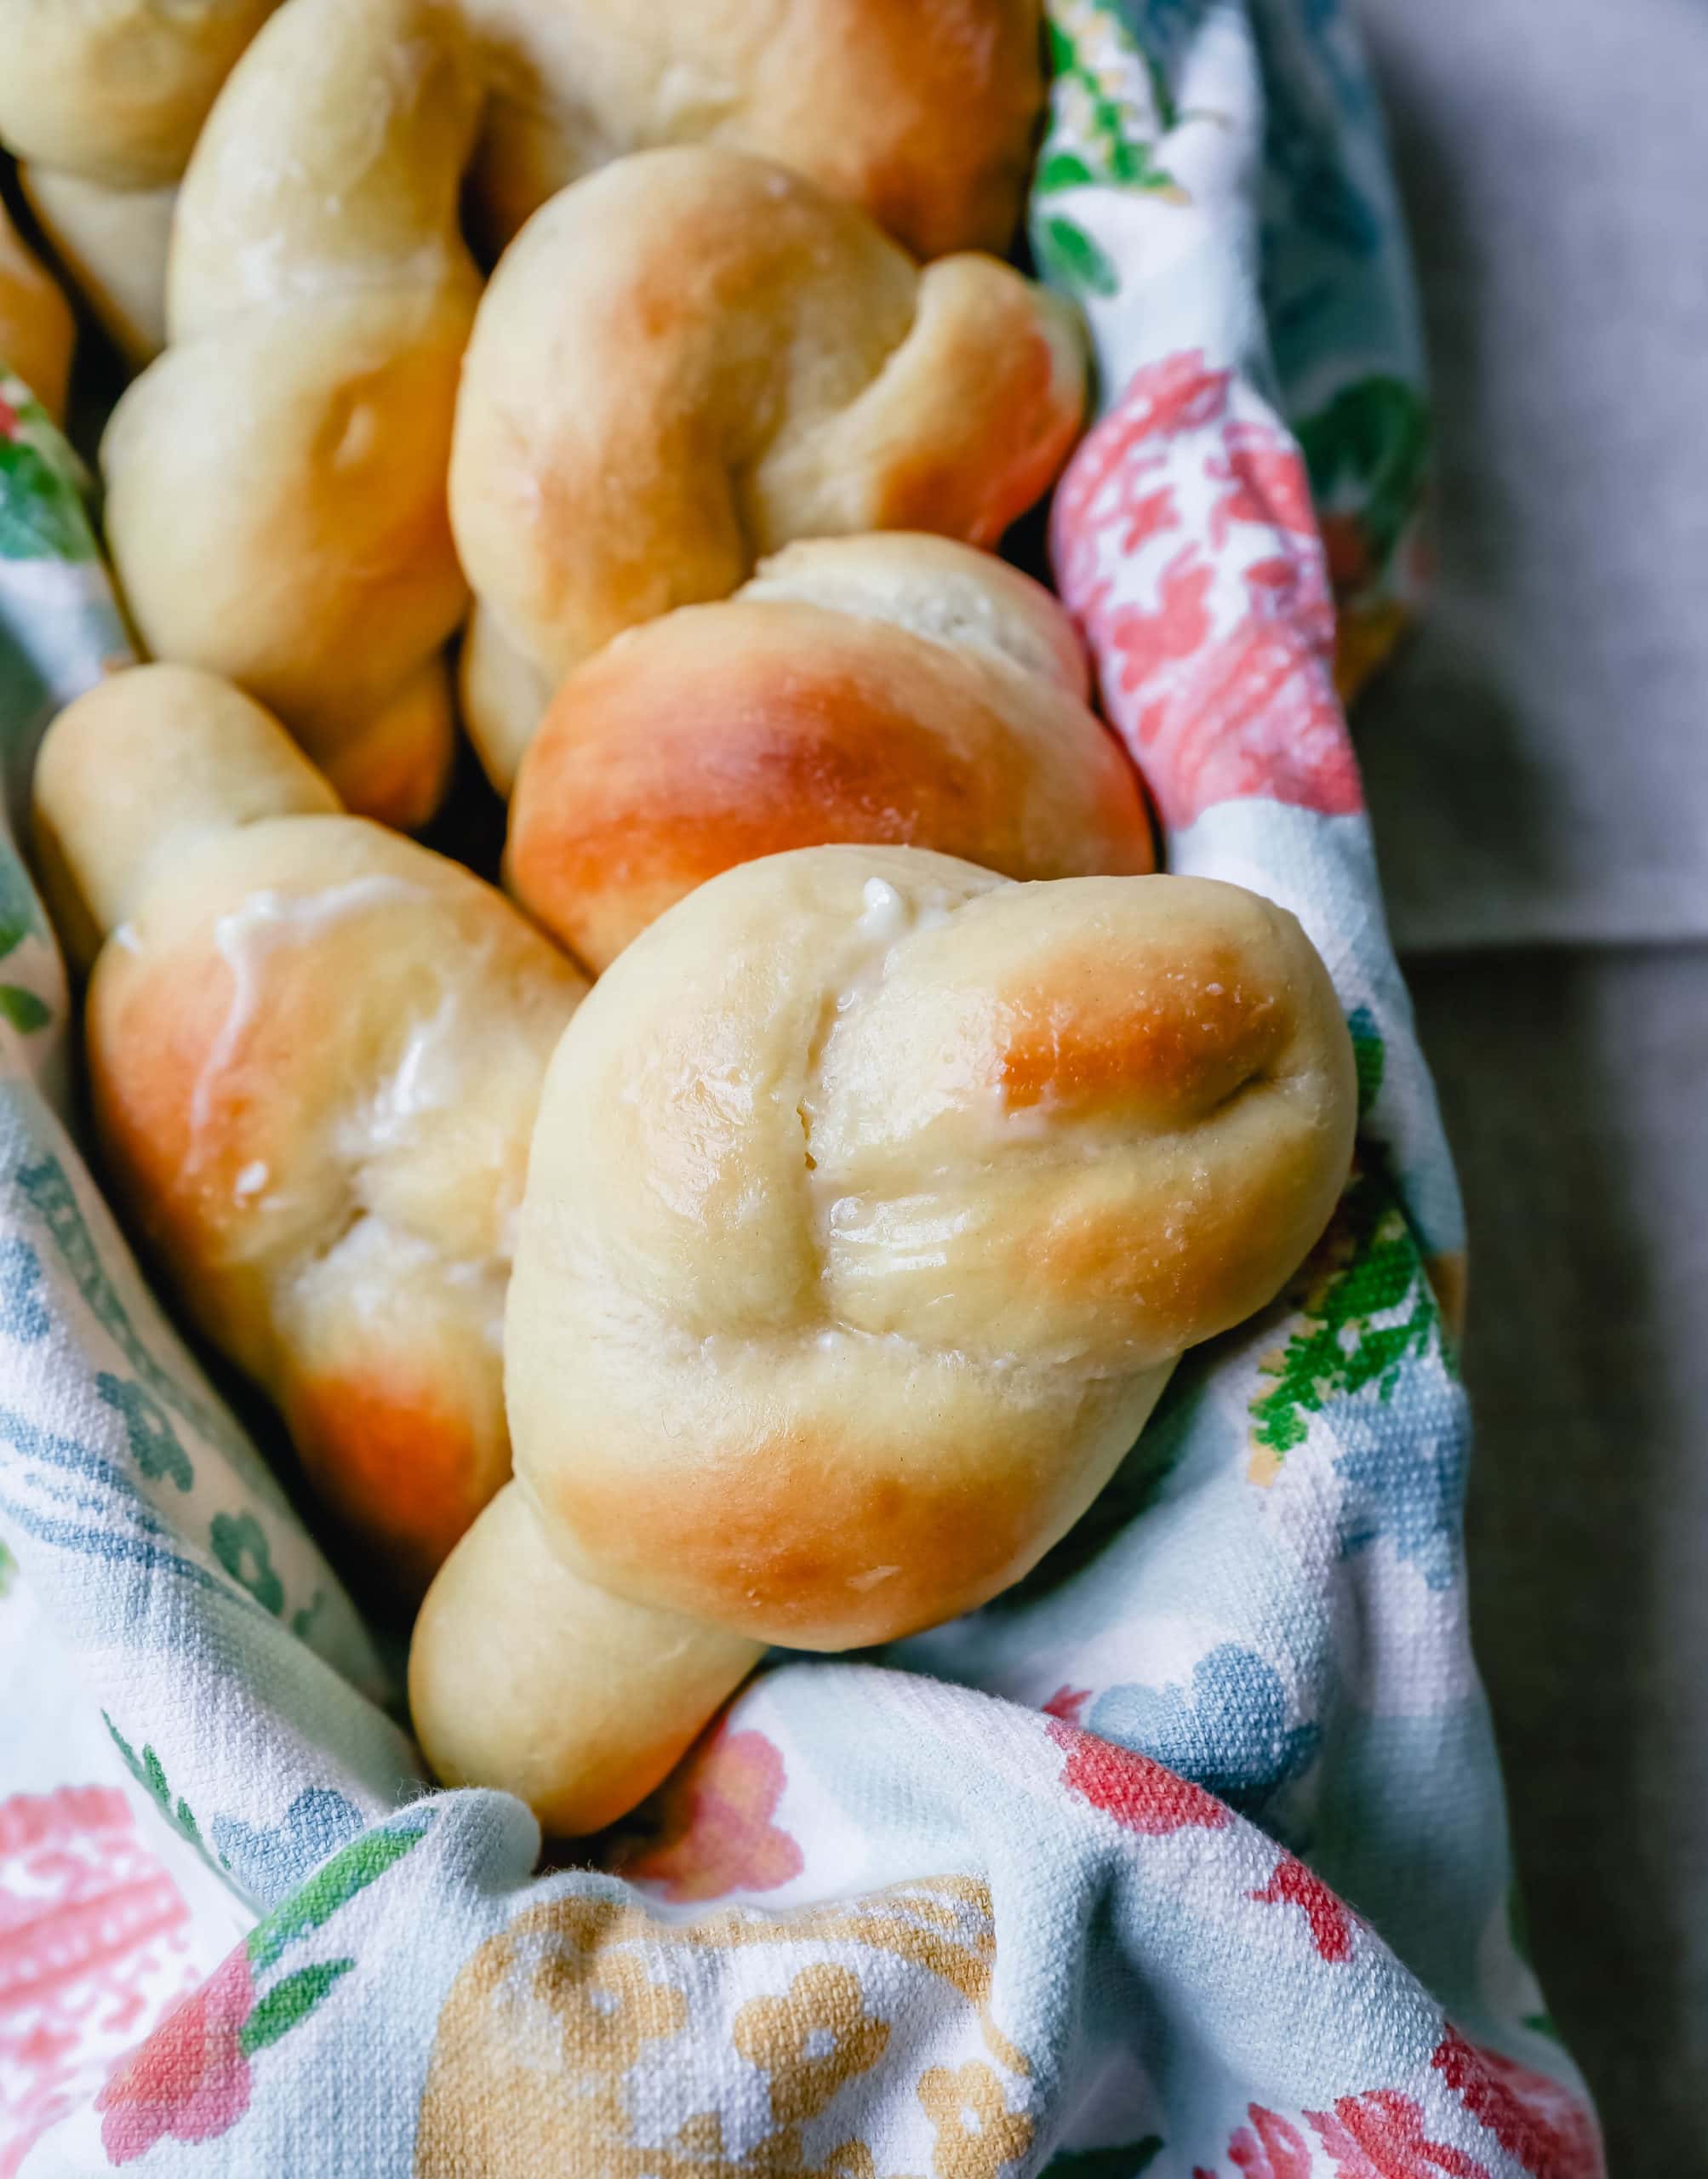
20, 0, 1361, 1838
0, 0, 1043, 367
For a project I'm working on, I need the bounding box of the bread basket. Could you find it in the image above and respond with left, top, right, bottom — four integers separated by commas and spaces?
0, 3, 1603, 2171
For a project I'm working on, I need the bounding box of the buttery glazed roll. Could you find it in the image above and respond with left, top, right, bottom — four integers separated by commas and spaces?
0, 1, 283, 363
411, 845, 1357, 1832
508, 535, 1154, 972
100, 0, 483, 828
33, 666, 587, 1601
462, 0, 1043, 258
450, 146, 1088, 789
0, 0, 1037, 363
0, 199, 75, 421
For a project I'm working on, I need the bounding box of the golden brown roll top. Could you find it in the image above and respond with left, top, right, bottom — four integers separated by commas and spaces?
506, 847, 1356, 1648
413, 844, 1357, 1833
0, 198, 75, 421
451, 146, 1088, 788
507, 535, 1153, 972
34, 665, 587, 1600
100, 0, 484, 828
462, 0, 1044, 259
0, 1, 1039, 364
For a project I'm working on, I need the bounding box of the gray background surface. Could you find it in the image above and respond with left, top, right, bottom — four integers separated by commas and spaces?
1358, 0, 1708, 952
1356, 2, 1707, 2165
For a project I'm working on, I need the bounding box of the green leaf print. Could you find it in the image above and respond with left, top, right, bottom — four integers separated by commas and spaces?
17, 1152, 288, 1490
96, 1374, 194, 1490
211, 1509, 286, 1616
248, 1822, 428, 1973
0, 986, 50, 1032
103, 1710, 227, 1877
290, 1588, 328, 1643
1037, 214, 1122, 299
238, 1959, 355, 2056
1038, 0, 1185, 205
0, 428, 98, 563
0, 853, 44, 961
1249, 1180, 1443, 1456
1248, 1015, 1454, 1461
1349, 1004, 1385, 1120
1036, 149, 1100, 194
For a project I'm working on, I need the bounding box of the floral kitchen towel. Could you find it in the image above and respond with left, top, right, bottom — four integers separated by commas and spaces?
0, 4, 1602, 2174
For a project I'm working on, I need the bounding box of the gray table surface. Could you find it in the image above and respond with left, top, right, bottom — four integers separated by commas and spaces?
1353, 1, 1708, 2165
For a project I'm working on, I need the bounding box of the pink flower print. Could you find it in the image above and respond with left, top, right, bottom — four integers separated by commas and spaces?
1051, 345, 1362, 833
1046, 1718, 1229, 1837
1248, 1855, 1356, 1963
1077, 352, 1234, 489
1041, 1685, 1091, 1724
1130, 610, 1362, 828
1304, 2089, 1492, 2178
1051, 352, 1225, 597
1108, 546, 1214, 695
0, 1787, 193, 2177
1431, 2027, 1605, 2179
614, 1724, 803, 1904
95, 1948, 254, 2164
0, 395, 18, 440
1208, 420, 1321, 547
1211, 2103, 1315, 2179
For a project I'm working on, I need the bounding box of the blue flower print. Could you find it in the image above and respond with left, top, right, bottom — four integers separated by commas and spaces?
0, 1236, 49, 1341
1333, 1404, 1467, 1593
96, 1373, 193, 1490
213, 1787, 368, 1902
1089, 1642, 1320, 1816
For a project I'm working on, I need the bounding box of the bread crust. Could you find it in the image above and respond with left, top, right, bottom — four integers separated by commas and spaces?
508, 535, 1154, 972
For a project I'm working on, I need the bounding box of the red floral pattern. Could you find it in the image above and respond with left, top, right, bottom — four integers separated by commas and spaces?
1190, 2039, 1604, 2179
1249, 1855, 1357, 1965
1431, 2027, 1605, 2179
0, 1787, 195, 2178
1196, 2102, 1313, 2179
1047, 1719, 1229, 1837
614, 1724, 804, 1905
1041, 1685, 1091, 1724
95, 1950, 254, 2165
1052, 349, 1363, 832
1197, 2095, 1496, 2179
1305, 2090, 1492, 2177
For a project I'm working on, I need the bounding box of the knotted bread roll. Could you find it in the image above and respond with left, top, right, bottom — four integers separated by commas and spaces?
34, 665, 587, 1600
463, 0, 1043, 259
1, 0, 1038, 365
0, 198, 75, 421
509, 534, 1155, 973
100, 0, 484, 828
0, 1, 283, 363
410, 845, 1357, 1833
451, 146, 1088, 789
